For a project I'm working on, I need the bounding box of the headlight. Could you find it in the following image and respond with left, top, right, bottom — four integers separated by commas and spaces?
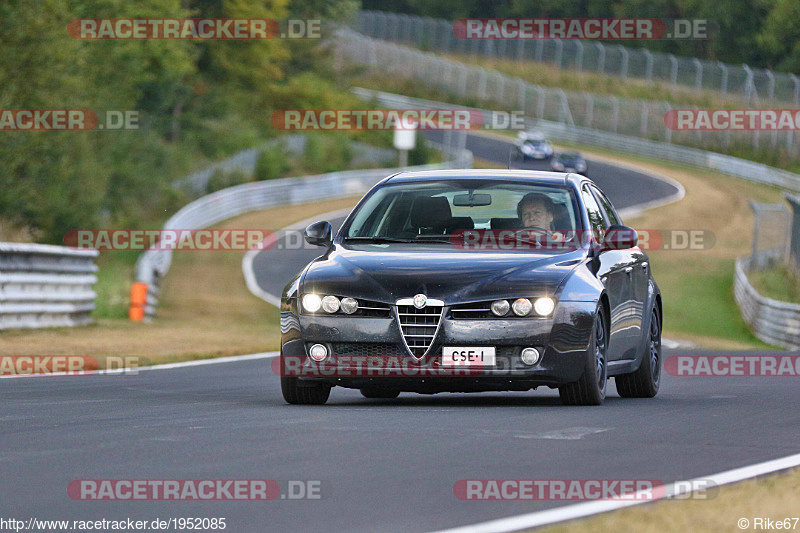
340, 297, 358, 314
576, 163, 587, 171
552, 162, 564, 170
302, 294, 321, 313
533, 297, 556, 316
321, 295, 340, 313
521, 145, 533, 154
512, 298, 533, 316
491, 299, 510, 317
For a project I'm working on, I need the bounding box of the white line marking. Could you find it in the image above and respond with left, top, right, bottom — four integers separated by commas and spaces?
429, 452, 800, 533
515, 427, 611, 440
0, 352, 279, 379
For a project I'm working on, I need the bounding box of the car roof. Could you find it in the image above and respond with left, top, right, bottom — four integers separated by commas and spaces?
385, 169, 587, 187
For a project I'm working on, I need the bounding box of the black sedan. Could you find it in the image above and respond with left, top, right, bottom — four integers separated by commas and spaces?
551, 152, 588, 176
279, 170, 662, 406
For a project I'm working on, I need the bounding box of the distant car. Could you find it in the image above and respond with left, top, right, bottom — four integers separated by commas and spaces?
551, 152, 588, 176
515, 131, 553, 160
279, 170, 663, 406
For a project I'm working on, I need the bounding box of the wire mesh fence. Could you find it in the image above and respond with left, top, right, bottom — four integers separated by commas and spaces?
335, 29, 800, 158
357, 10, 800, 107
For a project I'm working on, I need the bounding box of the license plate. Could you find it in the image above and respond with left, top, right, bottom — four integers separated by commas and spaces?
442, 347, 496, 366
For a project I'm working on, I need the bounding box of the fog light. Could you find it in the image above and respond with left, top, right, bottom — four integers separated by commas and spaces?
321, 295, 340, 313
512, 298, 532, 316
309, 344, 328, 362
340, 297, 358, 314
533, 297, 556, 316
302, 294, 321, 313
521, 347, 540, 365
491, 299, 510, 316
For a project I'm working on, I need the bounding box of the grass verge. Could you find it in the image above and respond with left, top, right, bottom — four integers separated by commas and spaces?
749, 265, 800, 304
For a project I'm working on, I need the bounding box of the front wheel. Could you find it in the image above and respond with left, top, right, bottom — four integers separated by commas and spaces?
616, 306, 661, 398
281, 376, 331, 405
559, 307, 607, 406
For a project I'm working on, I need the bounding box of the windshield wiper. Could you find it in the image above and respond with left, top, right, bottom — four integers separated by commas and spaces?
343, 236, 414, 243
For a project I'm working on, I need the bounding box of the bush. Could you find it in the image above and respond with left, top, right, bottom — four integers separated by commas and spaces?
302, 134, 354, 174
255, 144, 291, 180
408, 133, 434, 166
205, 169, 253, 194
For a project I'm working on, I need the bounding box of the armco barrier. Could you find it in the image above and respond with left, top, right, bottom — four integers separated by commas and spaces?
134, 145, 472, 321
0, 243, 99, 330
734, 256, 800, 350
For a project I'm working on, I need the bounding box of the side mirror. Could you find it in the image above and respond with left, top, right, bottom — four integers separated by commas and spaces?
603, 224, 638, 250
304, 221, 332, 247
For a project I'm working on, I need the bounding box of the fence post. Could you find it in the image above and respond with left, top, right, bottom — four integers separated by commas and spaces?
693, 58, 703, 90
664, 102, 673, 143
611, 96, 619, 133
595, 43, 605, 74
644, 50, 653, 83
555, 40, 563, 68
719, 61, 728, 94
516, 39, 526, 63
669, 54, 678, 85
584, 93, 594, 128
766, 69, 775, 103
618, 45, 629, 78
574, 41, 583, 71
640, 101, 649, 136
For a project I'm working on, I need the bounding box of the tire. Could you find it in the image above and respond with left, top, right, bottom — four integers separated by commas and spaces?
559, 307, 608, 406
281, 376, 331, 405
360, 387, 400, 399
616, 306, 661, 398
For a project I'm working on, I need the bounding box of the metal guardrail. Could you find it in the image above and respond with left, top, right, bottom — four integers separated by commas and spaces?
134, 144, 472, 321
0, 243, 99, 330
734, 256, 800, 350
352, 87, 800, 192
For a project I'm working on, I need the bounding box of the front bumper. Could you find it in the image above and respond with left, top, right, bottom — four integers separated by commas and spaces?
280, 301, 597, 391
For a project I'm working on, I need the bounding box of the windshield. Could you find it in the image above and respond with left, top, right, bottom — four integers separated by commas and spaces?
342, 180, 581, 241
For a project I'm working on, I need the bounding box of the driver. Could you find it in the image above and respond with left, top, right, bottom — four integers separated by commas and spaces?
516, 193, 564, 243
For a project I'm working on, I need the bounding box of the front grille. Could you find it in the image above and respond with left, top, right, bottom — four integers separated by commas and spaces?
331, 343, 406, 356
397, 304, 443, 358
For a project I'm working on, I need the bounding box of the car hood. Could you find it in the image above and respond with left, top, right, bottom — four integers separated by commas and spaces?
300, 243, 584, 304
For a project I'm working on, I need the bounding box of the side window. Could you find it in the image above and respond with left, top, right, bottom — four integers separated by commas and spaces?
581, 185, 607, 234
591, 186, 621, 226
